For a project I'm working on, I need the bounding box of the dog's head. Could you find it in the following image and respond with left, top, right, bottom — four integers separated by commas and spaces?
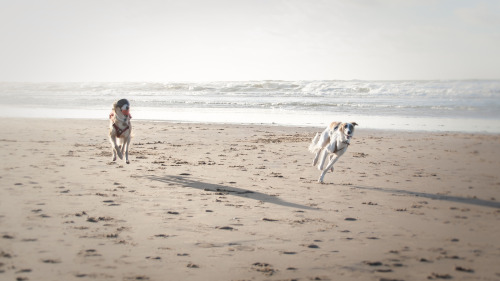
339, 122, 358, 139
114, 99, 131, 117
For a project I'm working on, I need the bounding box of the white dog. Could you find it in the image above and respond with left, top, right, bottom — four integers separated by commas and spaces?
309, 121, 357, 183
109, 99, 132, 164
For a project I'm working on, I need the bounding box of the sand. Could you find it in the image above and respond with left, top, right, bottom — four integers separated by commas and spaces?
1, 118, 499, 281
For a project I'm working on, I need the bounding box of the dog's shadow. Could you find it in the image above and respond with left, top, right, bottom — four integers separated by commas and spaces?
143, 174, 316, 211
354, 185, 500, 209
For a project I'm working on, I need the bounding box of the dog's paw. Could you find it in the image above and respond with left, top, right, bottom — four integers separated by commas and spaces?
116, 150, 123, 160
126, 160, 130, 164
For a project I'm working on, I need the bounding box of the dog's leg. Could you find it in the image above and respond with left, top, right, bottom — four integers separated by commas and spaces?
119, 138, 124, 158
318, 134, 337, 170
110, 135, 123, 160
123, 137, 131, 164
109, 135, 117, 161
318, 148, 347, 183
120, 142, 125, 161
312, 148, 322, 166
317, 148, 329, 170
329, 154, 335, 172
318, 154, 339, 183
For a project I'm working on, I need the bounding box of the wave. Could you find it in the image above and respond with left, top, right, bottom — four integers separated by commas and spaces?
1, 80, 499, 119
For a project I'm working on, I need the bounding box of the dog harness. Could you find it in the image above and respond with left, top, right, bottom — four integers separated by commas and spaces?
113, 123, 129, 138
109, 111, 131, 138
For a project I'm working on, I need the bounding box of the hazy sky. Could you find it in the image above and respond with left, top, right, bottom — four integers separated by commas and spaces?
1, 0, 499, 82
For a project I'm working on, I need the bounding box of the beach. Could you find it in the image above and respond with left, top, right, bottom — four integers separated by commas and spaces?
1, 118, 499, 281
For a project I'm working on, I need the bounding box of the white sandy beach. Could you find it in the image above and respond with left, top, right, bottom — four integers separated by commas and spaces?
1, 118, 499, 281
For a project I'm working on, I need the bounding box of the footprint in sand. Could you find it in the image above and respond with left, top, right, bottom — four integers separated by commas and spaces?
78, 249, 101, 257
428, 273, 453, 279
154, 234, 172, 238
21, 238, 38, 242
124, 276, 149, 280
364, 261, 383, 266
41, 259, 61, 264
251, 262, 276, 276
216, 226, 235, 231
455, 266, 474, 273
146, 256, 161, 260
1, 251, 12, 258
86, 216, 114, 223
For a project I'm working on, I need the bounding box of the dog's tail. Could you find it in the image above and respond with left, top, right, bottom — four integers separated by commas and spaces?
308, 132, 320, 153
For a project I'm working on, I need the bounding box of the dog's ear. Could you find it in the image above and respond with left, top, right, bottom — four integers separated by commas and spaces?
338, 123, 345, 132
351, 122, 358, 127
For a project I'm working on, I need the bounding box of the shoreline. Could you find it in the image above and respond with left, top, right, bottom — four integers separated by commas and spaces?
1, 109, 500, 134
1, 118, 499, 281
2, 116, 500, 136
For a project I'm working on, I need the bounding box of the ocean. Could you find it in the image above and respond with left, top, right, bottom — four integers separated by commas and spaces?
1, 80, 499, 133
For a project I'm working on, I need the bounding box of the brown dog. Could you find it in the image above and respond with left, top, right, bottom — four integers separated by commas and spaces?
109, 99, 132, 164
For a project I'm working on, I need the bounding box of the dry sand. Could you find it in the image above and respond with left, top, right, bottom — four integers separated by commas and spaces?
1, 118, 499, 281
